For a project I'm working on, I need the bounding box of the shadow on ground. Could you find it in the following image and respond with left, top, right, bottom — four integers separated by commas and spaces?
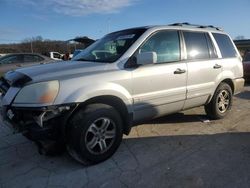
146, 112, 208, 124
1, 131, 250, 188
235, 82, 250, 100
236, 90, 250, 100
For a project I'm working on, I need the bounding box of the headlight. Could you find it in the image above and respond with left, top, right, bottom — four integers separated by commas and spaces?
14, 80, 59, 105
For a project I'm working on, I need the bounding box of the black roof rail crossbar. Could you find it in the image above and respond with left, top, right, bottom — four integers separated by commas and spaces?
169, 22, 222, 31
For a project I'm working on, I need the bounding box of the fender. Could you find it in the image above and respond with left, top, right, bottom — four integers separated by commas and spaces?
54, 82, 134, 113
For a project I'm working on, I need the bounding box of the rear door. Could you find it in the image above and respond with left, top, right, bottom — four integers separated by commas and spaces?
182, 31, 222, 109
212, 33, 242, 79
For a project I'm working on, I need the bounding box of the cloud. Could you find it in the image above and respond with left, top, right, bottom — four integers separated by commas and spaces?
0, 27, 21, 37
17, 0, 134, 16
0, 27, 23, 43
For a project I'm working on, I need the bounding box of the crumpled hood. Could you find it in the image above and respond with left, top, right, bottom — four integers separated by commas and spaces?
15, 60, 110, 82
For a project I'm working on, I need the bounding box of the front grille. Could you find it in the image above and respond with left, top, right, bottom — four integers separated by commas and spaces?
0, 77, 10, 96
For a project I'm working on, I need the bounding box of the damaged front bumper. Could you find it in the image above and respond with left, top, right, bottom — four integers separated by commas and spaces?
0, 103, 78, 141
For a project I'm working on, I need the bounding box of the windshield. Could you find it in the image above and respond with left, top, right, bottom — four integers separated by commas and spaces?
73, 28, 146, 63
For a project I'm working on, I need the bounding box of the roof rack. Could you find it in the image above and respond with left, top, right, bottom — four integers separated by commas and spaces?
169, 22, 223, 31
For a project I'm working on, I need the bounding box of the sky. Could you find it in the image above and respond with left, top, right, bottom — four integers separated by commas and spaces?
0, 0, 249, 44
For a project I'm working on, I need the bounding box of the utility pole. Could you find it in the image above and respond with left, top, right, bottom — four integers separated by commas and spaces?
31, 41, 33, 53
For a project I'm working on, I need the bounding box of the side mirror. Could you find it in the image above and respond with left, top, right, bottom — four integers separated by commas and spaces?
136, 52, 157, 65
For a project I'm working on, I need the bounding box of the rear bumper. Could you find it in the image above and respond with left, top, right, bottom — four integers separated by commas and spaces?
233, 78, 245, 95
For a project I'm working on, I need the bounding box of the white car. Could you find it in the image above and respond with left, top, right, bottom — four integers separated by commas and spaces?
49, 52, 63, 60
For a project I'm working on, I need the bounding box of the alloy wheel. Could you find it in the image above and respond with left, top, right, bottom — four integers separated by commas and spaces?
85, 117, 116, 155
217, 89, 230, 113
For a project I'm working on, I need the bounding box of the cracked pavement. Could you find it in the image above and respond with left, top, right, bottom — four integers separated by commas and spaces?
0, 84, 250, 188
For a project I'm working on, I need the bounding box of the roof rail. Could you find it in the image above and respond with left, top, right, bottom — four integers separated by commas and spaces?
169, 22, 223, 31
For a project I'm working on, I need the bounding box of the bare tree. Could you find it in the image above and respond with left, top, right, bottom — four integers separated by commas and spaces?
235, 35, 245, 40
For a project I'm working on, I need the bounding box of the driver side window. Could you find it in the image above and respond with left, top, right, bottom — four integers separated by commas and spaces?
139, 30, 180, 64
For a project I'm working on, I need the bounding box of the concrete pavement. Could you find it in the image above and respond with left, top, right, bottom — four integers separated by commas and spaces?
0, 84, 250, 188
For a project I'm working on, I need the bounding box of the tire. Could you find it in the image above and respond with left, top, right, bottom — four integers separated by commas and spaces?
66, 103, 123, 165
205, 82, 233, 119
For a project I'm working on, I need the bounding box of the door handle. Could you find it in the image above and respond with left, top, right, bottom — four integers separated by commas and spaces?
174, 68, 186, 74
213, 64, 222, 69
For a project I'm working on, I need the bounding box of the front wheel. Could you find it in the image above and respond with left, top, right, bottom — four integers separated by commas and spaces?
67, 104, 123, 165
205, 83, 233, 119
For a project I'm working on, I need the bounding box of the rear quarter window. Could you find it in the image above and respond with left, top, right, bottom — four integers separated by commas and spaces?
213, 33, 237, 58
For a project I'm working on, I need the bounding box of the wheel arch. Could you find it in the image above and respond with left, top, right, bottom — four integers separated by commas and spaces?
206, 79, 234, 104
64, 95, 133, 137
205, 79, 234, 119
220, 78, 234, 93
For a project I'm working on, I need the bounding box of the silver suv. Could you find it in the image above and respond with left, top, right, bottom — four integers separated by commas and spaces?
0, 23, 244, 164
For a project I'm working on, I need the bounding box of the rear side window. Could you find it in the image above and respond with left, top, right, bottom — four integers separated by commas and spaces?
183, 31, 210, 60
213, 33, 237, 58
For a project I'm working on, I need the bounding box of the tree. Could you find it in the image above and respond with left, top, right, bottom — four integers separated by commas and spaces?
0, 35, 95, 55
235, 35, 245, 40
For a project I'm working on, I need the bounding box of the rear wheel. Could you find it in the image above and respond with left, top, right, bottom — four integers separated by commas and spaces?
205, 82, 233, 119
67, 104, 123, 165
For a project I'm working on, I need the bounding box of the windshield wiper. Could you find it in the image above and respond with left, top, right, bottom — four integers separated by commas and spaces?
75, 58, 91, 61
75, 58, 112, 63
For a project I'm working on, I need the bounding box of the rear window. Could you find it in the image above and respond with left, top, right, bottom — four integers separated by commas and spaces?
213, 33, 237, 58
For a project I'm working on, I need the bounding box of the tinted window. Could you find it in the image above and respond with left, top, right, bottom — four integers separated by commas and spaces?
183, 31, 210, 60
24, 55, 44, 63
213, 33, 237, 58
139, 30, 180, 63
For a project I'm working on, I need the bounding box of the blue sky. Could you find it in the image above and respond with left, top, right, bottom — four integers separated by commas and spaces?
0, 0, 249, 44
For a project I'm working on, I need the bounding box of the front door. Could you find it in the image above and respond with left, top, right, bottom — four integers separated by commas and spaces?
130, 30, 187, 122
